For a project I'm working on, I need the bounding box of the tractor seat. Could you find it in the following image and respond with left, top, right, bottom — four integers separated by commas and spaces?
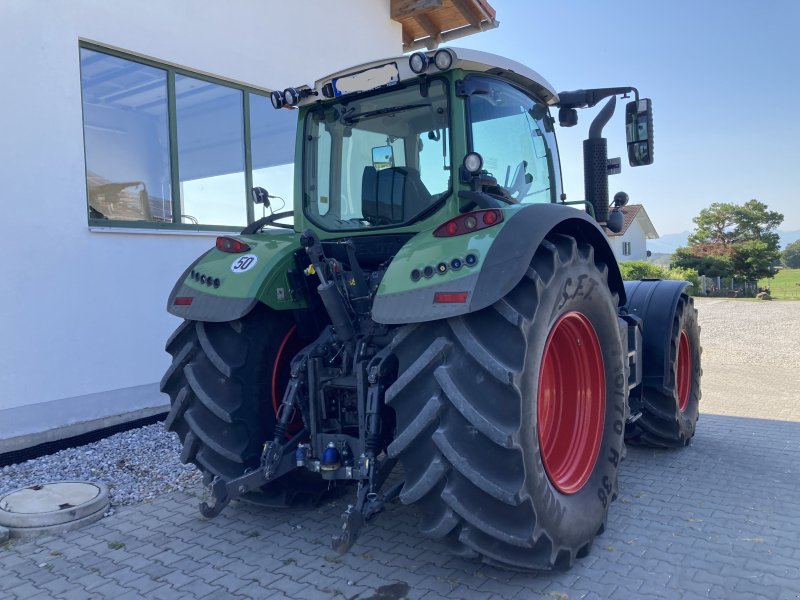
362, 166, 432, 224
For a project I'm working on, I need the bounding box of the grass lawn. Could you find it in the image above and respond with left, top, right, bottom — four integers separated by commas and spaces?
759, 268, 800, 299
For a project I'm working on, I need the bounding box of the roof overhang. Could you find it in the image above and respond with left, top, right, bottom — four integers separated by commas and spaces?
391, 0, 498, 51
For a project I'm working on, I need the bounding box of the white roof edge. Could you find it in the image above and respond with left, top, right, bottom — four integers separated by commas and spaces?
634, 205, 659, 239
294, 47, 558, 107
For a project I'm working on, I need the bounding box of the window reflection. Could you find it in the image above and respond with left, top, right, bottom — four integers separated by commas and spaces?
176, 75, 246, 227
250, 95, 296, 223
80, 49, 172, 222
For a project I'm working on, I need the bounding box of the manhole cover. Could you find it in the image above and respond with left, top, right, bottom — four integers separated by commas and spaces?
0, 481, 109, 538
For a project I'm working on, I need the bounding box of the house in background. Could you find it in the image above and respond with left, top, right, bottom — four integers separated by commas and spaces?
606, 204, 659, 262
0, 0, 497, 455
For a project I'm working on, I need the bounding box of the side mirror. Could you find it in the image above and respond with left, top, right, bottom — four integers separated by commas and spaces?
625, 99, 654, 166
251, 187, 270, 206
372, 145, 394, 170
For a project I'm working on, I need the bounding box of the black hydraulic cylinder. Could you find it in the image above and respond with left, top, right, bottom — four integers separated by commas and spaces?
318, 281, 356, 341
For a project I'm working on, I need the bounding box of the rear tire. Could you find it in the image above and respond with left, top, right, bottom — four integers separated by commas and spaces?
160, 304, 325, 506
385, 234, 627, 571
626, 295, 701, 447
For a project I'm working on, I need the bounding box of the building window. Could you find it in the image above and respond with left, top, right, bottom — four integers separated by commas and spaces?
79, 44, 296, 230
622, 241, 632, 256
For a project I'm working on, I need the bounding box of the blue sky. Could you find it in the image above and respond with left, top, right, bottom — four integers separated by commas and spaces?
454, 0, 800, 234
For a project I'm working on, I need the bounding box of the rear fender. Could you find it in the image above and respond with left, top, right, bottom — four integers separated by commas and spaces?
167, 231, 305, 323
623, 279, 690, 388
371, 203, 625, 324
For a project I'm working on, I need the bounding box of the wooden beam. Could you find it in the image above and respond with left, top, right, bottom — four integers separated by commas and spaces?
391, 0, 443, 20
451, 0, 481, 28
415, 13, 443, 48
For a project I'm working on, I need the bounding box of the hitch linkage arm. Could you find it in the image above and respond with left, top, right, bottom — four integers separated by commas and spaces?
331, 349, 399, 555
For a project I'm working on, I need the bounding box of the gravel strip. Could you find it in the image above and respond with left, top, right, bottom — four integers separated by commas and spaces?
694, 297, 800, 367
0, 423, 201, 510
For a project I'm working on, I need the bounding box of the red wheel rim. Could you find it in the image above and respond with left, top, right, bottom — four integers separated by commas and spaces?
537, 312, 605, 495
272, 325, 305, 434
677, 330, 692, 412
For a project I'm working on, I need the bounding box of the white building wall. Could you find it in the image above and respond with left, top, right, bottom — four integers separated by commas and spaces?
0, 1, 401, 413
608, 225, 650, 262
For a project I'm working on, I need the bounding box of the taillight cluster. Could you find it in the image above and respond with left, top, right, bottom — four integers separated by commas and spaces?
216, 236, 251, 253
433, 209, 503, 237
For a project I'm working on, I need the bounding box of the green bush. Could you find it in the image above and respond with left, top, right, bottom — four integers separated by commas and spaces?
619, 261, 701, 295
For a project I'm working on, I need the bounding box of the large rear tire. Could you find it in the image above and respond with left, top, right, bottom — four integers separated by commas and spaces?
385, 234, 627, 571
626, 295, 701, 447
160, 304, 324, 506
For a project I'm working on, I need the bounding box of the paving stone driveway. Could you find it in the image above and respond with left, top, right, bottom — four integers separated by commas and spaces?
2, 412, 798, 599
3, 297, 800, 599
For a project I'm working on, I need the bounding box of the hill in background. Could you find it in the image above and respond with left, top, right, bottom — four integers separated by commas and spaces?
648, 229, 800, 255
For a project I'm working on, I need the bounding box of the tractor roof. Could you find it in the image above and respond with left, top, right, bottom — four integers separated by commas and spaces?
293, 47, 558, 108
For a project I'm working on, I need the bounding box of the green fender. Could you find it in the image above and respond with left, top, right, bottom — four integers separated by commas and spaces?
166, 230, 306, 323
371, 203, 625, 324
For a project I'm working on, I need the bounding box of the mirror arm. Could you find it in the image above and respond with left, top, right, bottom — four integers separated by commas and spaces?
557, 86, 638, 109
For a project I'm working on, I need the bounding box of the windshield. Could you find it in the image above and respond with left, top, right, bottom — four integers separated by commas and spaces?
303, 78, 451, 231
466, 76, 562, 204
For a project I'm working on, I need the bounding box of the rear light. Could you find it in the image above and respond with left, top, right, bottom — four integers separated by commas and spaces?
433, 209, 503, 237
434, 292, 468, 304
174, 297, 193, 306
216, 236, 251, 253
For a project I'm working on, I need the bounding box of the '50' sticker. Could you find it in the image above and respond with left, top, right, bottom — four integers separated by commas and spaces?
230, 254, 258, 273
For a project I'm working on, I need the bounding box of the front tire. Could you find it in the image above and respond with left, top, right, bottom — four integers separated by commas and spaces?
385, 234, 627, 571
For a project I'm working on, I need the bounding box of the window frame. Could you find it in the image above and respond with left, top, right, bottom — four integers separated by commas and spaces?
461, 74, 563, 205
79, 42, 291, 232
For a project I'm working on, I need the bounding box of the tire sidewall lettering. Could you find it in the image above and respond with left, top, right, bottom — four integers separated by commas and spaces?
521, 249, 627, 546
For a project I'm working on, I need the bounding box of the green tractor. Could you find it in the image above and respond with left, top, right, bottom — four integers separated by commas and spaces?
161, 47, 701, 571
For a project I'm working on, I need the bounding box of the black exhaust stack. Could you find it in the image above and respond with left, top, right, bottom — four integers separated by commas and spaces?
583, 95, 616, 224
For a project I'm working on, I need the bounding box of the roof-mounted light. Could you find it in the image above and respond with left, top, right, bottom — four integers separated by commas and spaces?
433, 49, 454, 71
283, 87, 301, 107
281, 87, 317, 108
409, 52, 429, 74
270, 91, 284, 109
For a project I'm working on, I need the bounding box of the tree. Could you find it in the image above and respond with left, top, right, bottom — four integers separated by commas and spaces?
783, 240, 800, 269
674, 199, 783, 280
671, 247, 733, 278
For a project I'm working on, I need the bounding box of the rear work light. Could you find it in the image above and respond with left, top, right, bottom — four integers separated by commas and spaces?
216, 236, 251, 253
433, 209, 503, 237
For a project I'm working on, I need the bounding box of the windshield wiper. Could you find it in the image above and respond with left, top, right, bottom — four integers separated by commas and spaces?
341, 103, 430, 124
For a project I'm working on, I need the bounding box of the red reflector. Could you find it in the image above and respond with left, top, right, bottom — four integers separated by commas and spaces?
433, 209, 504, 237
216, 236, 251, 253
174, 297, 193, 306
434, 292, 469, 304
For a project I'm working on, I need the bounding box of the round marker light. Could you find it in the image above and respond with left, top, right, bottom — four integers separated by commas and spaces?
464, 215, 478, 230
409, 52, 429, 74
463, 152, 483, 173
433, 49, 454, 71
270, 90, 284, 109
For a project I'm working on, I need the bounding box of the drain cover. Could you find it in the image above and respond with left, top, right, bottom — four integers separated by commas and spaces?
0, 481, 109, 538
